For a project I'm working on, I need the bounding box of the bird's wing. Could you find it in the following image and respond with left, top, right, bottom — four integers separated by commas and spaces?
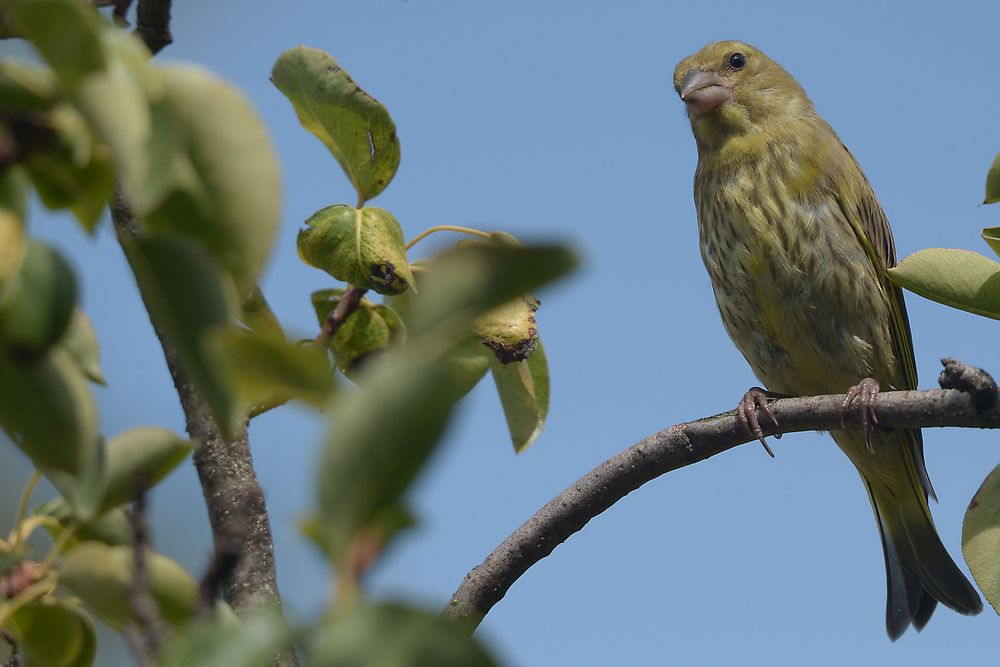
836, 144, 935, 501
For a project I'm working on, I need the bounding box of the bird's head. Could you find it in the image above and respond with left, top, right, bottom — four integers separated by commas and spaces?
674, 41, 814, 148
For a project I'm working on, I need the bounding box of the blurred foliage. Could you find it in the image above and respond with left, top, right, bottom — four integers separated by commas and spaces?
0, 1, 576, 664
887, 151, 1000, 617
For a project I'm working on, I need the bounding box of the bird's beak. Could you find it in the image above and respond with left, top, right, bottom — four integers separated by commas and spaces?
679, 69, 732, 116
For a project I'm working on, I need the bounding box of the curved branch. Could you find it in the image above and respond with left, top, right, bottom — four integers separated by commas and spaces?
443, 359, 1000, 629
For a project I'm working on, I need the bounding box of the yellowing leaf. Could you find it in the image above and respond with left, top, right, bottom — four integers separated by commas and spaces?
271, 46, 400, 203
474, 295, 540, 363
963, 464, 1000, 614
297, 205, 413, 295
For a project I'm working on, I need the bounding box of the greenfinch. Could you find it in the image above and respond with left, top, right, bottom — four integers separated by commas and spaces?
674, 40, 982, 638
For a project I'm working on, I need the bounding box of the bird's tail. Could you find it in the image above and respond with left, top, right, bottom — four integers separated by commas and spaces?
862, 458, 982, 640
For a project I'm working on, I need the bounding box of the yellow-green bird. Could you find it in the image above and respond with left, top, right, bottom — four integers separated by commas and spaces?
674, 41, 982, 639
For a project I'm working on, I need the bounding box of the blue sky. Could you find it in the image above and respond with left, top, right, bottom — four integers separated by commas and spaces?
4, 1, 1000, 664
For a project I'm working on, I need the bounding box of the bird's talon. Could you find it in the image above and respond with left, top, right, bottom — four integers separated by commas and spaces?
738, 386, 779, 457
842, 378, 881, 453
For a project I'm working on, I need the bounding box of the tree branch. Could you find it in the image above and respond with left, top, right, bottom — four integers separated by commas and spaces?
124, 487, 166, 667
197, 490, 256, 614
133, 0, 172, 55
1, 630, 19, 667
111, 193, 299, 667
315, 286, 367, 344
443, 359, 1000, 629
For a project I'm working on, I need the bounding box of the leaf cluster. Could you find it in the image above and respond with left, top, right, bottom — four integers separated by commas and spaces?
1, 3, 577, 665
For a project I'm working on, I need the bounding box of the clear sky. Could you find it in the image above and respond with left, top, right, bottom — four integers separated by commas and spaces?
4, 1, 1000, 665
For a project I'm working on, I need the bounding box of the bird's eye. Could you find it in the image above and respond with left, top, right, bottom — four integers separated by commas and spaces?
728, 52, 747, 70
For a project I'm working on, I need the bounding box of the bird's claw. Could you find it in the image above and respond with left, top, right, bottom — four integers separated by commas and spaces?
738, 386, 780, 458
841, 377, 880, 452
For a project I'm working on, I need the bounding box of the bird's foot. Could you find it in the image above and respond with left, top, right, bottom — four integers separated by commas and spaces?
841, 377, 880, 452
737, 387, 784, 458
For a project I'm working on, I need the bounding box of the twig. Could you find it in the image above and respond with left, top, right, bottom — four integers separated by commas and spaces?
1, 630, 19, 667
198, 491, 256, 614
124, 487, 165, 667
133, 0, 172, 54
444, 359, 1000, 629
315, 286, 367, 344
111, 192, 299, 667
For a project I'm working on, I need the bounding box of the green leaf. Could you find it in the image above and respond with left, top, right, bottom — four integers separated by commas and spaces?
2, 0, 106, 92
310, 287, 347, 325
298, 205, 413, 295
72, 34, 155, 201
0, 240, 77, 356
412, 244, 578, 336
0, 163, 29, 222
271, 46, 400, 203
22, 105, 115, 232
442, 337, 492, 400
307, 604, 499, 667
43, 434, 107, 521
986, 152, 1000, 205
316, 243, 576, 565
59, 542, 198, 629
983, 227, 1000, 260
8, 599, 96, 667
491, 339, 550, 452
140, 66, 281, 293
963, 464, 1000, 615
312, 292, 405, 379
0, 347, 97, 474
474, 295, 540, 363
0, 547, 24, 579
213, 330, 333, 410
0, 59, 58, 111
332, 304, 400, 376
101, 427, 192, 511
888, 248, 1000, 320
35, 498, 133, 548
59, 308, 104, 384
240, 285, 284, 338
158, 607, 291, 667
123, 232, 241, 435
0, 166, 29, 288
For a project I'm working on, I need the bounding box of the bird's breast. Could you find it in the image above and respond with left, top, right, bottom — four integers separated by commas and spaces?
694, 164, 895, 396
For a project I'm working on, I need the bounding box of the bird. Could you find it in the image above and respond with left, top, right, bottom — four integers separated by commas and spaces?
673, 40, 982, 639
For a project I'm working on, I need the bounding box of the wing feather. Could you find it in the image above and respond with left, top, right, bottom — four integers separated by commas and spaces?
835, 144, 936, 502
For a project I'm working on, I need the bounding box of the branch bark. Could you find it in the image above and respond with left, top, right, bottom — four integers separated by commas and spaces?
315, 286, 367, 344
124, 488, 165, 667
443, 359, 1000, 629
133, 0, 172, 54
111, 195, 299, 667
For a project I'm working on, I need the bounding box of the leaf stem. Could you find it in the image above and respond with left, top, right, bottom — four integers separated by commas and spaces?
11, 473, 40, 548
404, 225, 493, 250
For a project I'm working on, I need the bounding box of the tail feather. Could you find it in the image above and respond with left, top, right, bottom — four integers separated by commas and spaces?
863, 473, 982, 640
866, 480, 925, 640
